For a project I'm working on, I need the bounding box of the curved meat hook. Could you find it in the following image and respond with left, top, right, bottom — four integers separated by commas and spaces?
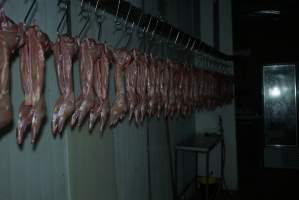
114, 3, 135, 48
136, 12, 145, 38
78, 0, 92, 38
158, 21, 171, 58
180, 35, 191, 63
95, 0, 106, 41
145, 16, 152, 33
146, 18, 160, 54
113, 0, 122, 32
139, 15, 152, 50
191, 39, 196, 51
166, 26, 173, 44
123, 5, 135, 48
56, 0, 69, 35
150, 18, 159, 41
185, 37, 191, 49
124, 5, 133, 33
174, 31, 181, 46
0, 0, 7, 8
24, 0, 37, 25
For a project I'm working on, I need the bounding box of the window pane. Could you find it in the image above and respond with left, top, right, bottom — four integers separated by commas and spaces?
263, 65, 297, 146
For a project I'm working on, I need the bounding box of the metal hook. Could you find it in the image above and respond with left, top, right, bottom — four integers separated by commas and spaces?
180, 34, 187, 49
122, 5, 134, 47
95, 0, 105, 22
96, 18, 104, 41
57, 0, 67, 9
136, 12, 145, 38
94, 0, 106, 40
24, 0, 37, 24
124, 5, 131, 28
130, 18, 135, 30
180, 34, 188, 61
185, 37, 191, 49
79, 18, 91, 38
79, 0, 87, 17
150, 19, 159, 40
0, 0, 6, 8
114, 0, 121, 25
114, 2, 133, 47
197, 41, 203, 52
145, 16, 152, 33
136, 12, 143, 28
124, 5, 134, 34
94, 0, 100, 12
56, 0, 68, 34
79, 1, 92, 38
174, 31, 180, 45
156, 17, 165, 44
191, 40, 196, 51
166, 26, 173, 44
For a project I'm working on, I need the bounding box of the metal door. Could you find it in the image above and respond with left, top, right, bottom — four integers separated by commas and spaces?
263, 64, 297, 147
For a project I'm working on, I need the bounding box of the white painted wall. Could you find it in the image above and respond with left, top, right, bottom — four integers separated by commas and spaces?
112, 1, 196, 200
0, 1, 237, 200
66, 1, 118, 200
112, 1, 199, 200
0, 1, 69, 200
0, 1, 119, 200
196, 0, 238, 191
200, 0, 214, 46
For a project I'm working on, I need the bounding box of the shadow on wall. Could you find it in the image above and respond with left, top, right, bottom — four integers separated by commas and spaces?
0, 122, 13, 141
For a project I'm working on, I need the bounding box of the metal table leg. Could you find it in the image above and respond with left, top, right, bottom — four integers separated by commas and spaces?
206, 152, 210, 200
195, 152, 198, 193
220, 139, 224, 189
175, 149, 178, 199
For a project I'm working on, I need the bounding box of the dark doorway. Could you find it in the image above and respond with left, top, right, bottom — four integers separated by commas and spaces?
233, 0, 299, 199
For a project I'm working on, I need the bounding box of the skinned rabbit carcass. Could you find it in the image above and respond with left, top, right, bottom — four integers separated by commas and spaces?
51, 34, 79, 135
17, 25, 50, 144
89, 43, 113, 132
71, 38, 101, 128
0, 8, 24, 130
109, 48, 133, 126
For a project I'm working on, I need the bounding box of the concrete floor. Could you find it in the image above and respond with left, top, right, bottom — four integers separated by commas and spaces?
189, 168, 299, 200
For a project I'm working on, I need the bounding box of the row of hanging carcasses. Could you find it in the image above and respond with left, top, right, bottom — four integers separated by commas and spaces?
0, 9, 233, 145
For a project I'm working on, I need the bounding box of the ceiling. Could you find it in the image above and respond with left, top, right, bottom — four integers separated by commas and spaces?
233, 0, 299, 62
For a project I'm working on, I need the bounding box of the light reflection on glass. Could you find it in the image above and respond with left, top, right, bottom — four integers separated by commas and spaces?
269, 86, 281, 98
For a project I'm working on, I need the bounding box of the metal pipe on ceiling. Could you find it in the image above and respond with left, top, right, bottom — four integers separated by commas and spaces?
84, 0, 234, 61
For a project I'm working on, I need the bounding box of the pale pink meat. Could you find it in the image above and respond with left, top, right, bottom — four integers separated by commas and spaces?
17, 25, 50, 144
155, 59, 164, 118
135, 53, 149, 123
162, 60, 171, 117
0, 8, 24, 130
51, 34, 79, 135
167, 61, 176, 117
186, 67, 194, 115
109, 48, 133, 126
71, 38, 101, 127
147, 54, 157, 117
89, 43, 113, 132
125, 49, 138, 121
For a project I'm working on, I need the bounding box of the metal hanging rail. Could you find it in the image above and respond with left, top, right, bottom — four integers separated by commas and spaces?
86, 0, 234, 61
